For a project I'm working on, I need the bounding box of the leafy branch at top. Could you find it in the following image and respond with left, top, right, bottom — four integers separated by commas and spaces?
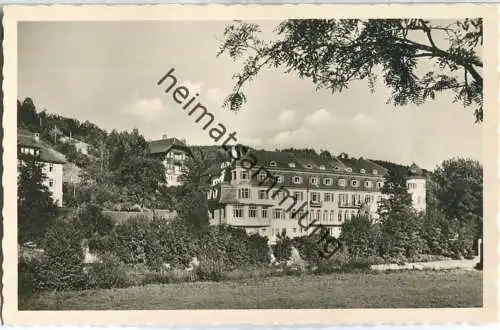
217, 18, 483, 122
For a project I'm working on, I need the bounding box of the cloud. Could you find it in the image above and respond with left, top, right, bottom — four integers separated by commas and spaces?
206, 88, 225, 106
271, 127, 313, 145
277, 109, 296, 128
352, 112, 377, 127
239, 137, 263, 147
124, 98, 164, 122
182, 80, 204, 94
304, 108, 343, 126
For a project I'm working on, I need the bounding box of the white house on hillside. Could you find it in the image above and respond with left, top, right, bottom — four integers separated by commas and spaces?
18, 130, 66, 207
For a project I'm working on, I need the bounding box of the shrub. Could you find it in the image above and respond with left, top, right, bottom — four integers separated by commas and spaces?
292, 236, 322, 268
247, 233, 269, 265
197, 248, 226, 281
18, 255, 44, 295
85, 253, 129, 289
37, 219, 87, 291
340, 215, 378, 258
274, 230, 292, 262
112, 214, 150, 264
76, 204, 114, 238
145, 217, 199, 269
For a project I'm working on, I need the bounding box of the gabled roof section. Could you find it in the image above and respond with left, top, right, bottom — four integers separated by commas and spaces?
148, 137, 190, 154
18, 130, 67, 164
249, 149, 297, 169
337, 155, 388, 176
408, 162, 425, 179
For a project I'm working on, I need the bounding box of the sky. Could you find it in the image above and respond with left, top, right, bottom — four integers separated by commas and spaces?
18, 21, 482, 170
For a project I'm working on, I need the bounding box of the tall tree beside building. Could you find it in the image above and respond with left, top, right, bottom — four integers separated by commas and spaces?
377, 168, 426, 258
18, 160, 58, 244
177, 148, 211, 231
114, 156, 167, 209
432, 158, 483, 240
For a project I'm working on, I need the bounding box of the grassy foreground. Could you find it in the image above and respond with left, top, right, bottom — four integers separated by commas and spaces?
20, 269, 482, 310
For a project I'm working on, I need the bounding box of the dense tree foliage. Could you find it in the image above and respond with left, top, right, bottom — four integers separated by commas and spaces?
177, 148, 212, 230
218, 19, 483, 122
432, 158, 483, 221
18, 160, 58, 244
340, 215, 378, 258
18, 97, 107, 149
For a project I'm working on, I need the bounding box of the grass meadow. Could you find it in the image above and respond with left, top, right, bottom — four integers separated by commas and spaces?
20, 269, 482, 310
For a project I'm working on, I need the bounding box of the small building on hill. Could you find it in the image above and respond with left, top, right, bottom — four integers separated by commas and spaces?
59, 136, 90, 155
148, 134, 191, 186
18, 130, 66, 207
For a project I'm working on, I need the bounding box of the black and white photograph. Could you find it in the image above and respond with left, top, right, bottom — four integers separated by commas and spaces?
2, 4, 498, 326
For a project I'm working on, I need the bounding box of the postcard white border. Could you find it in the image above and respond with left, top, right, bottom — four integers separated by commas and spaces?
2, 4, 499, 325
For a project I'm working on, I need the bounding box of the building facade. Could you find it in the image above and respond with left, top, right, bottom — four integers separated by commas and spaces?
148, 134, 191, 186
18, 130, 66, 207
206, 147, 426, 244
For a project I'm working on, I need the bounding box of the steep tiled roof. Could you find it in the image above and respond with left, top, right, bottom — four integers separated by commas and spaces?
408, 163, 425, 179
148, 137, 190, 154
18, 131, 66, 164
337, 156, 388, 177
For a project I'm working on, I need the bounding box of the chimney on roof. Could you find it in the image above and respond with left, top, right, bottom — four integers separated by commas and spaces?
33, 132, 40, 142
162, 134, 168, 140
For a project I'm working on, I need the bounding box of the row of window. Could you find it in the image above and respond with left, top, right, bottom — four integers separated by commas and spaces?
19, 147, 40, 156
232, 205, 360, 222
258, 227, 337, 237
268, 161, 379, 175
240, 188, 383, 205
407, 182, 424, 189
233, 170, 384, 189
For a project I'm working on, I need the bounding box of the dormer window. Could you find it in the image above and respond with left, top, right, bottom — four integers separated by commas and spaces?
346, 167, 352, 172
293, 176, 303, 184
305, 164, 313, 169
319, 165, 326, 170
310, 177, 319, 185
275, 175, 284, 184
288, 163, 296, 168
269, 161, 277, 167
351, 180, 359, 187
323, 178, 333, 186
338, 179, 347, 187
372, 169, 378, 175
377, 181, 384, 188
360, 169, 366, 174
364, 181, 372, 188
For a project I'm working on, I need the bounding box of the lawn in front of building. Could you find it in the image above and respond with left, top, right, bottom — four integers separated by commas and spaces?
20, 269, 482, 310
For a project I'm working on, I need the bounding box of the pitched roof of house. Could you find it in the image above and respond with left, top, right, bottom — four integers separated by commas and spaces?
18, 130, 67, 164
148, 137, 190, 154
408, 163, 425, 179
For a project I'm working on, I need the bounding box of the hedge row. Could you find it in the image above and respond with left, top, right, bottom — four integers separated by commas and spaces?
19, 211, 271, 294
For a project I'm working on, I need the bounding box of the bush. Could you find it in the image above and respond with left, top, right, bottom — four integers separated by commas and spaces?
145, 217, 199, 269
18, 255, 44, 295
112, 214, 150, 264
274, 230, 292, 262
197, 248, 226, 281
292, 236, 322, 268
85, 253, 129, 289
340, 215, 378, 258
33, 219, 87, 291
76, 204, 114, 238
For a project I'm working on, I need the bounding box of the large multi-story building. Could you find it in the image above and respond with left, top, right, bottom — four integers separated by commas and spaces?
206, 147, 426, 244
17, 130, 67, 207
148, 134, 191, 186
